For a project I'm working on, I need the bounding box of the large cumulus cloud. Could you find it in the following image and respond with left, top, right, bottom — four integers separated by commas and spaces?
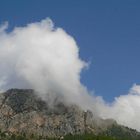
1, 18, 140, 131
0, 18, 94, 110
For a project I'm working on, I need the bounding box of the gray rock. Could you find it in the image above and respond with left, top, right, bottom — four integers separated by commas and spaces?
0, 89, 116, 137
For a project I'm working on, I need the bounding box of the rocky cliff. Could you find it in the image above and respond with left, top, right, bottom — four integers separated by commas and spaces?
0, 89, 135, 138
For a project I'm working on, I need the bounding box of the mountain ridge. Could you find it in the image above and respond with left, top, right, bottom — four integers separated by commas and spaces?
0, 89, 139, 139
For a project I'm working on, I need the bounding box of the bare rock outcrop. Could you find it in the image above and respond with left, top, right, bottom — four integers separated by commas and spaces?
0, 89, 116, 137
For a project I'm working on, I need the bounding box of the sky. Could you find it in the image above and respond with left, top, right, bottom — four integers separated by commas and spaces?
0, 0, 140, 102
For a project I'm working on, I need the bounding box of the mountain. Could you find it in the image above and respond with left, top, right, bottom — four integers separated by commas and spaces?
0, 89, 139, 140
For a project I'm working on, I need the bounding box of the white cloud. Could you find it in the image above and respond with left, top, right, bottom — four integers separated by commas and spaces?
0, 18, 95, 110
1, 18, 140, 131
0, 22, 8, 33
97, 84, 140, 131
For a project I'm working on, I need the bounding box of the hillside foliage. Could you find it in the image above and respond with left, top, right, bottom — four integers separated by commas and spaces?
0, 130, 139, 140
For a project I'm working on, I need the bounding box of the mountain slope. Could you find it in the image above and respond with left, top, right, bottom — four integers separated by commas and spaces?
0, 89, 139, 139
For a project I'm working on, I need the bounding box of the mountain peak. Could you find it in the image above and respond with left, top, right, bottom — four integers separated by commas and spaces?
0, 89, 139, 139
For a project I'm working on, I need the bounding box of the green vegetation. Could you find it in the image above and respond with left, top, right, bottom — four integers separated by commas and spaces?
0, 125, 140, 140
63, 134, 117, 140
0, 132, 119, 140
103, 124, 140, 140
0, 131, 140, 140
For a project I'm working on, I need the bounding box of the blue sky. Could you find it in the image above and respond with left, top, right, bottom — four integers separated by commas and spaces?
0, 0, 140, 102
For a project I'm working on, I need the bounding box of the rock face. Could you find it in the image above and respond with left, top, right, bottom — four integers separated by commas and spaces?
0, 89, 116, 137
